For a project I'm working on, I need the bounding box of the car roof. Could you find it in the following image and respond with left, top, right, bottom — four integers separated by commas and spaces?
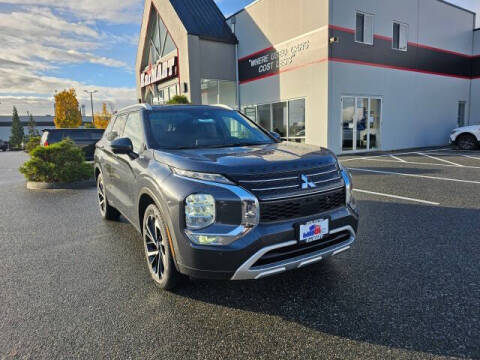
43, 128, 104, 132
147, 105, 235, 112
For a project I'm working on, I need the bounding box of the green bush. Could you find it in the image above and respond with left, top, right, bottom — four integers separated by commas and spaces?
20, 139, 93, 183
167, 95, 190, 104
25, 136, 41, 154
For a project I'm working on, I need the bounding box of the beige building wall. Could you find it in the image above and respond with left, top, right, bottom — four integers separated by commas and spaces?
187, 36, 237, 105
136, 0, 191, 102
231, 0, 330, 147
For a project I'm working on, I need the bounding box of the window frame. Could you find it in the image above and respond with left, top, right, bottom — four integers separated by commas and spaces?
355, 11, 374, 46
392, 21, 408, 52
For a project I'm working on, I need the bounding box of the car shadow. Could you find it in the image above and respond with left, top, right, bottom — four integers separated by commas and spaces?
172, 199, 480, 358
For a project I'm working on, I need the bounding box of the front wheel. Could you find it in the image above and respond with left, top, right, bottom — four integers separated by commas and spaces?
97, 173, 120, 221
143, 204, 181, 290
457, 134, 478, 150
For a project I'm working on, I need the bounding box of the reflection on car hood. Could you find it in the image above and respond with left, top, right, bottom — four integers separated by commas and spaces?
153, 142, 337, 175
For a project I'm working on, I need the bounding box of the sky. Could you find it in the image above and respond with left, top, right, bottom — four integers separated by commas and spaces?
0, 0, 478, 116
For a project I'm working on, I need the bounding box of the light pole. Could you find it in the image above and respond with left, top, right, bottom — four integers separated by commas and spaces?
84, 90, 98, 122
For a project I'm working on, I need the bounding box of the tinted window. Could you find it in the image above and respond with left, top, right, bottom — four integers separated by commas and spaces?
145, 108, 274, 150
122, 112, 143, 153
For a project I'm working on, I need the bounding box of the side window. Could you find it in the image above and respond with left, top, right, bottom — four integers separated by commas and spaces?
355, 11, 374, 45
393, 22, 408, 51
122, 112, 144, 153
111, 114, 127, 139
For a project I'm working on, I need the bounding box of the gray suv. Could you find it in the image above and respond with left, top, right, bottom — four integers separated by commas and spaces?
94, 104, 358, 289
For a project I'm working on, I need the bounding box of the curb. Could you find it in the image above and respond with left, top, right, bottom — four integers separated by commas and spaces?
26, 179, 95, 190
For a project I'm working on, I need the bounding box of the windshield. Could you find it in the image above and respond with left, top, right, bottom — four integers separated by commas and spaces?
145, 108, 275, 150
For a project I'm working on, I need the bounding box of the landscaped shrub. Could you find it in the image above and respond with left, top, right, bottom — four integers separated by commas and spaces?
167, 95, 190, 104
25, 136, 41, 154
20, 139, 93, 183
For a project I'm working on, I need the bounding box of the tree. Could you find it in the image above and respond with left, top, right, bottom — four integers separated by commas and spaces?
167, 95, 190, 104
27, 112, 39, 138
54, 89, 82, 128
93, 103, 112, 129
9, 106, 24, 149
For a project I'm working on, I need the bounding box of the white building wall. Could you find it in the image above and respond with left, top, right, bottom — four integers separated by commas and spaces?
231, 0, 330, 147
328, 0, 474, 153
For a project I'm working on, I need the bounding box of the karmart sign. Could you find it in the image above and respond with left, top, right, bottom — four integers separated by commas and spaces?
141, 56, 178, 88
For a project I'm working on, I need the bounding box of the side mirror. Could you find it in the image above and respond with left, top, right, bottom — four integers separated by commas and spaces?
270, 131, 282, 142
111, 137, 133, 155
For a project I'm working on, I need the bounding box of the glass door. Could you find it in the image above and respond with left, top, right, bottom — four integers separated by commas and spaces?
369, 98, 381, 150
356, 97, 368, 151
341, 96, 382, 152
342, 97, 355, 152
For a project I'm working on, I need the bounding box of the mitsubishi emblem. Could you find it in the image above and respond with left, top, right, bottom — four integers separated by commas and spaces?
300, 174, 316, 189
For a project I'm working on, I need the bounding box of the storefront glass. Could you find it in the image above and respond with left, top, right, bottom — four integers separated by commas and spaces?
242, 98, 306, 143
200, 79, 237, 108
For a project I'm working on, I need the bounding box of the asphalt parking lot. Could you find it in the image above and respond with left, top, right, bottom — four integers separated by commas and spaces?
1, 148, 479, 359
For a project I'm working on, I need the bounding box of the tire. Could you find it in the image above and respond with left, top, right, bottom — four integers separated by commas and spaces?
456, 134, 479, 150
96, 173, 121, 221
142, 204, 181, 290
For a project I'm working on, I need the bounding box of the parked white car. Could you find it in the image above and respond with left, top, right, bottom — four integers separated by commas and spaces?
450, 125, 480, 150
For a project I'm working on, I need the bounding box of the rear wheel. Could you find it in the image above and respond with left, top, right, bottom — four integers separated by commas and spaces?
143, 204, 181, 290
456, 134, 478, 150
97, 173, 120, 221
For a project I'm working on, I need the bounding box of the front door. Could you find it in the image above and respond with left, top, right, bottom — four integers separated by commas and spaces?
342, 96, 382, 152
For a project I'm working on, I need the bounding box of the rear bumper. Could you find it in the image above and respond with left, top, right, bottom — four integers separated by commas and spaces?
173, 206, 358, 280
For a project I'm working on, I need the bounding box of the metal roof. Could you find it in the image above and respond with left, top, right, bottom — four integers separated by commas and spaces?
168, 0, 237, 44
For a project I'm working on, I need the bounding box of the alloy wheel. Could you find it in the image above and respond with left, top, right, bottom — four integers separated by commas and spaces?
458, 136, 477, 150
97, 176, 106, 216
144, 212, 167, 281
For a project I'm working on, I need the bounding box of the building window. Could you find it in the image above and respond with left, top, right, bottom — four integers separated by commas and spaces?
200, 79, 237, 108
355, 12, 374, 45
242, 98, 306, 143
393, 22, 408, 51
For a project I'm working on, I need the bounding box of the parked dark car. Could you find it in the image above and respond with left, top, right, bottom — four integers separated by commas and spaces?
94, 104, 358, 290
40, 128, 104, 160
0, 140, 8, 151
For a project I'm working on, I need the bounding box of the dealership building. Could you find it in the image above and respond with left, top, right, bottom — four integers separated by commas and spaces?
136, 0, 480, 154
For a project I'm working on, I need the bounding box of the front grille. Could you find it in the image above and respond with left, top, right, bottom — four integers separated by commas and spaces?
260, 188, 346, 223
252, 230, 352, 267
230, 163, 343, 200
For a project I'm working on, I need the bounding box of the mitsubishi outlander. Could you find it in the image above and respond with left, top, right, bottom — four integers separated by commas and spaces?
94, 104, 358, 289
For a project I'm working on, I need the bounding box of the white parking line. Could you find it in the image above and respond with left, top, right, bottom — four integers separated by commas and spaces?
353, 189, 440, 205
417, 152, 463, 167
341, 157, 480, 170
348, 167, 480, 185
390, 155, 406, 163
340, 148, 452, 162
463, 155, 480, 160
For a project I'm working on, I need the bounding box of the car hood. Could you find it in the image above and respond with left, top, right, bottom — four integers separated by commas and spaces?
153, 142, 337, 175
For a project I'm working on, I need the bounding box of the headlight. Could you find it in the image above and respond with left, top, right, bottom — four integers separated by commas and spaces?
172, 167, 234, 185
185, 194, 215, 229
340, 166, 356, 210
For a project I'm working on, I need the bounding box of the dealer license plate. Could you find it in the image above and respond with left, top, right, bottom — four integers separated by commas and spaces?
299, 219, 329, 243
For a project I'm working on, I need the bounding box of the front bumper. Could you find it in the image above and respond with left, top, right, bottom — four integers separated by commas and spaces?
173, 205, 358, 280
